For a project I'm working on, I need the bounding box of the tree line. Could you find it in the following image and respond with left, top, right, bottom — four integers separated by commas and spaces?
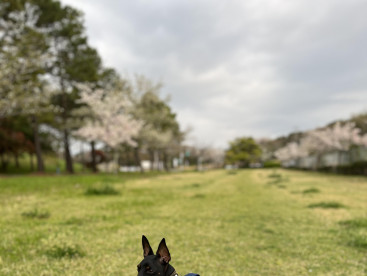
258, 113, 367, 172
224, 113, 367, 172
0, 0, 184, 173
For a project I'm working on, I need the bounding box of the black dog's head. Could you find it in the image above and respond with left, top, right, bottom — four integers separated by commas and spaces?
137, 235, 176, 276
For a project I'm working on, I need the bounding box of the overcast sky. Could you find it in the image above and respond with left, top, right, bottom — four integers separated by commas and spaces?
61, 0, 367, 148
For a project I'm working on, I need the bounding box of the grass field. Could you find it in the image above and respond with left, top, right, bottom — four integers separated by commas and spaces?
0, 169, 366, 275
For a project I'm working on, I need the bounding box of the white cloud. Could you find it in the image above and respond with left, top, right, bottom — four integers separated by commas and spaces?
61, 0, 367, 147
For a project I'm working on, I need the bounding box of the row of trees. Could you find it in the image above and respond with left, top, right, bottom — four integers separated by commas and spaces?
0, 0, 184, 173
223, 112, 367, 171
274, 121, 367, 169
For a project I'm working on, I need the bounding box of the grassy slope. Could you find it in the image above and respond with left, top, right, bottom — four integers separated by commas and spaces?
0, 169, 366, 275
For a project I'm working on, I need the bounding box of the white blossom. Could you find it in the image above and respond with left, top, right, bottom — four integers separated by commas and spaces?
276, 122, 367, 162
74, 84, 142, 149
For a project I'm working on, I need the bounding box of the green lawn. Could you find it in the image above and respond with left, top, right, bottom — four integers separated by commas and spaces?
0, 169, 366, 275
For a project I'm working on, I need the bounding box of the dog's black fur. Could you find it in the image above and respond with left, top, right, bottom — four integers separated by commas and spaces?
137, 236, 176, 276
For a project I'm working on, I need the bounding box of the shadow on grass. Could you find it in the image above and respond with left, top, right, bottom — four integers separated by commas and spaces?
45, 244, 85, 259
62, 217, 85, 225
266, 176, 289, 189
308, 201, 346, 209
267, 178, 282, 185
227, 170, 237, 175
182, 183, 201, 189
85, 185, 120, 196
339, 218, 367, 250
268, 172, 282, 179
267, 171, 290, 186
192, 193, 206, 199
303, 188, 321, 194
339, 218, 367, 229
21, 208, 50, 219
347, 235, 367, 250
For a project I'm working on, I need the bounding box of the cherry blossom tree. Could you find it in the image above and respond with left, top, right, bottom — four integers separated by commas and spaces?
319, 122, 366, 166
276, 122, 367, 169
74, 84, 141, 172
131, 76, 183, 171
304, 122, 361, 152
274, 142, 307, 166
195, 146, 224, 170
0, 3, 54, 172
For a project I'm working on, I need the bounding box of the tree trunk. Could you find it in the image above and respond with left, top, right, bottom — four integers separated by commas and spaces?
149, 149, 154, 171
134, 147, 144, 173
154, 150, 159, 170
125, 148, 131, 166
90, 141, 97, 172
0, 153, 7, 170
163, 152, 169, 171
30, 153, 34, 171
63, 129, 74, 174
60, 80, 73, 174
14, 152, 19, 168
80, 142, 85, 172
31, 115, 45, 172
113, 151, 119, 174
315, 155, 321, 171
197, 156, 202, 171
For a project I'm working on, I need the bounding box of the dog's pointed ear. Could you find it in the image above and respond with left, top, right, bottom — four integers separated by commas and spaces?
142, 235, 153, 257
156, 238, 171, 264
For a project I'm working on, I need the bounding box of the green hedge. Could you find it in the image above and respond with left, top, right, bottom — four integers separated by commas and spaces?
318, 161, 367, 175
263, 160, 281, 168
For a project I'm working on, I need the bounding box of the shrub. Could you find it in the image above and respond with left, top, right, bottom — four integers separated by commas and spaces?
263, 160, 281, 168
268, 171, 282, 179
303, 188, 320, 194
308, 201, 345, 209
339, 218, 367, 229
45, 244, 85, 259
192, 193, 205, 199
63, 217, 84, 225
319, 161, 367, 176
227, 170, 237, 175
85, 185, 120, 196
21, 209, 50, 219
347, 234, 367, 250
